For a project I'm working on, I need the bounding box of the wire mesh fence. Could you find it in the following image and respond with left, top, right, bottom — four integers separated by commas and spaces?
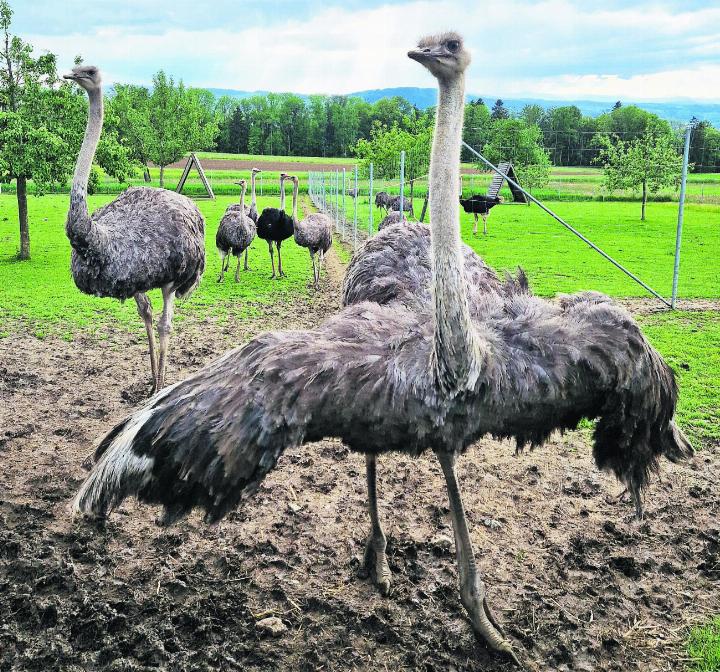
308, 123, 714, 307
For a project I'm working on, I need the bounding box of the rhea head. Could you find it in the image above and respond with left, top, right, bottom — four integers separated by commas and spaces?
64, 65, 102, 92
407, 32, 471, 80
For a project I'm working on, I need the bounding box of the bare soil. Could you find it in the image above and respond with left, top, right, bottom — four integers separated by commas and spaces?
1, 249, 718, 672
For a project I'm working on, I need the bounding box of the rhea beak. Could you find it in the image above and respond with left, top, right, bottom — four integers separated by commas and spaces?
63, 73, 79, 81
407, 47, 438, 63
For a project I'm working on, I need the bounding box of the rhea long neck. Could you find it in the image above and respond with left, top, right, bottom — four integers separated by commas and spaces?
250, 172, 258, 209
239, 183, 247, 212
279, 178, 286, 211
291, 180, 298, 223
67, 86, 103, 251
430, 71, 481, 392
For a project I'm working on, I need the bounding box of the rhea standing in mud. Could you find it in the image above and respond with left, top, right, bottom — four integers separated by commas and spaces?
73, 33, 691, 668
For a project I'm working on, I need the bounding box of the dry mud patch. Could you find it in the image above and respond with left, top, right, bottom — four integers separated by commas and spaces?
0, 252, 717, 672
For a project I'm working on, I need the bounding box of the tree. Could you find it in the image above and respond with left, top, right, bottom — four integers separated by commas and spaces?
483, 118, 551, 189
0, 0, 129, 259
145, 71, 218, 187
353, 122, 432, 179
491, 99, 509, 120
107, 84, 153, 181
595, 121, 685, 220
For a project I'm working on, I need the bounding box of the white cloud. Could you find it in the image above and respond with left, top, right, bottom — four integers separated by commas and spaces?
24, 0, 720, 101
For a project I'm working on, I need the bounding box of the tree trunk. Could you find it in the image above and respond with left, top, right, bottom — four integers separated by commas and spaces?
143, 165, 151, 183
159, 165, 165, 188
17, 176, 30, 260
641, 179, 647, 221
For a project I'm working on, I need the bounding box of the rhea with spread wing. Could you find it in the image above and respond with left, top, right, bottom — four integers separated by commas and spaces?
75, 34, 691, 666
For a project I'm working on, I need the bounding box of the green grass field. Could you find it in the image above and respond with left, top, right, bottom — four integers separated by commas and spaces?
1, 191, 718, 449
688, 616, 720, 672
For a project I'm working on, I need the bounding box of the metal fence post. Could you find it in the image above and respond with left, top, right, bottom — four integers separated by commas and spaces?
342, 168, 346, 241
399, 150, 405, 214
353, 165, 359, 250
335, 169, 339, 232
369, 162, 374, 236
671, 124, 692, 309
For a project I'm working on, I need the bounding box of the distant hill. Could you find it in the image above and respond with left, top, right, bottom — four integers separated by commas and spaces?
206, 87, 720, 126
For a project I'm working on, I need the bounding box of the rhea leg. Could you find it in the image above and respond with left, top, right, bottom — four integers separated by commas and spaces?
134, 293, 158, 392
155, 284, 176, 392
482, 213, 488, 236
217, 252, 228, 283
310, 251, 319, 289
435, 450, 520, 666
472, 213, 479, 236
268, 242, 276, 279
243, 247, 250, 272
357, 454, 392, 596
234, 255, 242, 282
277, 242, 286, 278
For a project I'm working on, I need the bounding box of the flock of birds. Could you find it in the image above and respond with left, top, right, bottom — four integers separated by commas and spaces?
61, 32, 692, 668
216, 169, 332, 286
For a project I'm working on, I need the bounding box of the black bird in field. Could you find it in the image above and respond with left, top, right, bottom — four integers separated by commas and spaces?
75, 33, 692, 669
459, 192, 502, 235
256, 173, 294, 278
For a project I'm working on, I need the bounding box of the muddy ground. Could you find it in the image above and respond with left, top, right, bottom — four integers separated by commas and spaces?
1, 249, 718, 672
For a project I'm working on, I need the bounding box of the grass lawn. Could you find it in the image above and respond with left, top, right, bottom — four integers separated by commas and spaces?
0, 194, 318, 336
688, 617, 720, 672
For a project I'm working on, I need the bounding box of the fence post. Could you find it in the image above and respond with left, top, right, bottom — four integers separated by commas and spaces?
369, 162, 374, 236
671, 124, 692, 309
335, 169, 339, 232
353, 165, 359, 250
342, 168, 346, 241
399, 150, 405, 214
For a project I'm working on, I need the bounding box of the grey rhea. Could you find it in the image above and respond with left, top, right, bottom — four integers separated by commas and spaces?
216, 179, 256, 282
74, 35, 691, 667
247, 168, 261, 224
289, 175, 333, 289
63, 66, 205, 394
377, 210, 409, 231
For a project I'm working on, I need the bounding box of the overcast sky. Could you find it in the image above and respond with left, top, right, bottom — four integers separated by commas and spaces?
13, 0, 720, 102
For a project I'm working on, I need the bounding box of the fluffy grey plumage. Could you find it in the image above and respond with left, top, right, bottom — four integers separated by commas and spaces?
377, 210, 409, 231
294, 213, 332, 253
288, 176, 332, 288
374, 191, 391, 212
64, 65, 205, 393
216, 181, 256, 281
388, 195, 413, 214
344, 221, 507, 308
70, 187, 205, 299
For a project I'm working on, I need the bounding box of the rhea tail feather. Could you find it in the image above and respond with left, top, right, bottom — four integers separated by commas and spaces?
591, 346, 693, 518
72, 409, 156, 520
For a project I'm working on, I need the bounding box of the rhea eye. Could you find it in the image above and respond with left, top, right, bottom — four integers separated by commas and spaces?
447, 40, 460, 52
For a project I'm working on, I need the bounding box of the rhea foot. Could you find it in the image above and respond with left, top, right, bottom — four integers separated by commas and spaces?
357, 535, 392, 596
462, 576, 523, 668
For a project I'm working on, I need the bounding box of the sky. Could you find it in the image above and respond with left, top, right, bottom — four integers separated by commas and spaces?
12, 0, 720, 102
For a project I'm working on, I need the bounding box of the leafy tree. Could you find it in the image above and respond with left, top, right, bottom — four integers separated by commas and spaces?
491, 99, 509, 120
595, 121, 685, 220
483, 118, 551, 189
107, 84, 153, 181
462, 99, 491, 160
520, 104, 544, 127
353, 122, 431, 179
145, 71, 218, 187
688, 119, 720, 173
613, 101, 622, 111
0, 0, 129, 259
